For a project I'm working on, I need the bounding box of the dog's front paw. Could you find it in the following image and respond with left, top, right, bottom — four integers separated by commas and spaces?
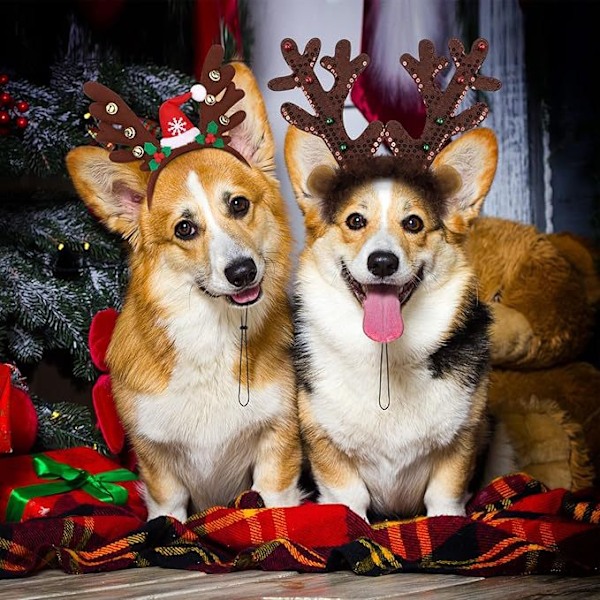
256, 483, 303, 508
425, 498, 467, 517
146, 505, 188, 522
317, 484, 370, 522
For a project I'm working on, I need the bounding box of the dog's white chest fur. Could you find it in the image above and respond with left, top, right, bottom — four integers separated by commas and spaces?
134, 297, 283, 510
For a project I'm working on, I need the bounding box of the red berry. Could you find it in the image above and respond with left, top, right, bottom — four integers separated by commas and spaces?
15, 116, 28, 129
16, 100, 29, 113
0, 111, 10, 124
0, 74, 8, 85
0, 92, 12, 106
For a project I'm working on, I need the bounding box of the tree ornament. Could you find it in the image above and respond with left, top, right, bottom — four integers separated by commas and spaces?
0, 76, 30, 135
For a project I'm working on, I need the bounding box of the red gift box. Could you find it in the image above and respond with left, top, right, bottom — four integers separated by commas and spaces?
0, 446, 147, 522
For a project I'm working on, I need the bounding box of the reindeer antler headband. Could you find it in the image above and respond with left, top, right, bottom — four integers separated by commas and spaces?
85, 45, 248, 202
268, 37, 501, 173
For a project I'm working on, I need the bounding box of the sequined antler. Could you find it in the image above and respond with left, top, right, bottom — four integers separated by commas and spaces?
268, 38, 385, 166
384, 38, 501, 171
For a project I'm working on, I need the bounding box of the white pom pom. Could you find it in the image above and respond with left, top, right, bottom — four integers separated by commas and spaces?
191, 84, 207, 102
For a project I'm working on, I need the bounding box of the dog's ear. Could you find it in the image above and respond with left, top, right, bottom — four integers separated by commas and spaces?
227, 62, 277, 174
284, 126, 339, 215
431, 127, 498, 234
66, 146, 149, 249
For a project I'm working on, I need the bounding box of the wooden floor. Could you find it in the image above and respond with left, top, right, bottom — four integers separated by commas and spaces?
1, 568, 600, 599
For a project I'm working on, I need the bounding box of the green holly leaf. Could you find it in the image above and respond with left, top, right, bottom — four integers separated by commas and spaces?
213, 138, 225, 149
149, 159, 159, 171
144, 142, 158, 155
163, 147, 172, 157
207, 121, 218, 135
195, 134, 206, 144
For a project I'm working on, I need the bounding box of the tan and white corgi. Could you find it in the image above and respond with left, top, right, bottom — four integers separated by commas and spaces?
66, 54, 302, 521
270, 37, 509, 520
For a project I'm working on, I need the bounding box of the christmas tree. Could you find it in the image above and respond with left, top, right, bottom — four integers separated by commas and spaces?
0, 2, 251, 453
0, 19, 200, 452
0, 45, 196, 383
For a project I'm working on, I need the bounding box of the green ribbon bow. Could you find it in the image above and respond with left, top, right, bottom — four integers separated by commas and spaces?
5, 454, 138, 522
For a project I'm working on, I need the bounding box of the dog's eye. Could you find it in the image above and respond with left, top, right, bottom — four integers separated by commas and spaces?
346, 213, 367, 230
229, 196, 250, 217
492, 290, 502, 303
402, 215, 424, 233
174, 219, 198, 240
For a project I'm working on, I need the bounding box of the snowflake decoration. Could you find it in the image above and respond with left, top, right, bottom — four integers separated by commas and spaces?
167, 117, 188, 136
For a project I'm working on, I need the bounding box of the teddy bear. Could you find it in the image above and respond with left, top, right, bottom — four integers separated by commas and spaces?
466, 215, 600, 491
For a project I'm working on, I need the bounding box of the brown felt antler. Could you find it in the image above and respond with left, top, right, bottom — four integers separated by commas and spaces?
83, 44, 249, 201
84, 81, 161, 171
384, 38, 501, 171
268, 38, 385, 166
196, 45, 246, 144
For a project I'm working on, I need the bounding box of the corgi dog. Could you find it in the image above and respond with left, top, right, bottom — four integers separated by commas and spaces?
66, 52, 302, 521
270, 37, 504, 520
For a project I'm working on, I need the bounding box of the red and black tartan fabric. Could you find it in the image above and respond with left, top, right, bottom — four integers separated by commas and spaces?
0, 473, 598, 578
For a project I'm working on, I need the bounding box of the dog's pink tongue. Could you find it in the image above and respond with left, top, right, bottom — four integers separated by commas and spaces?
231, 284, 260, 305
363, 285, 404, 343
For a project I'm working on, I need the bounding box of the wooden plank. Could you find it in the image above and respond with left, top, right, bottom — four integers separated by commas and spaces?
0, 569, 482, 600
2, 570, 600, 600
0, 569, 297, 600
208, 572, 483, 600
413, 575, 600, 600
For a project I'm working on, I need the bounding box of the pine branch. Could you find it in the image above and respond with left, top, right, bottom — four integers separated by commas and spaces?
32, 395, 111, 457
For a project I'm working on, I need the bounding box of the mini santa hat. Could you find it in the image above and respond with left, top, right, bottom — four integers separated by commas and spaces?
159, 84, 207, 149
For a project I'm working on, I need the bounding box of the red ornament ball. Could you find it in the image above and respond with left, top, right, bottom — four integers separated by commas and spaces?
0, 111, 10, 125
15, 116, 28, 129
0, 74, 8, 85
0, 92, 12, 106
16, 100, 29, 113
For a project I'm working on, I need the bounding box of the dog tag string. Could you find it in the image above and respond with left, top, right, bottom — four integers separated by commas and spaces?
378, 343, 391, 410
238, 308, 250, 407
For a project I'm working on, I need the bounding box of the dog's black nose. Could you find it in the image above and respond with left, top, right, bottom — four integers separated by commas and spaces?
367, 251, 399, 277
225, 257, 257, 288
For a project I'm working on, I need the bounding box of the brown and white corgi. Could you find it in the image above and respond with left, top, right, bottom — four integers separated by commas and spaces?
271, 37, 511, 520
66, 57, 302, 521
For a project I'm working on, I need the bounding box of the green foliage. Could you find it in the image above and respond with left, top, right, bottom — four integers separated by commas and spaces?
0, 196, 128, 380
32, 394, 110, 457
0, 52, 198, 381
0, 53, 195, 181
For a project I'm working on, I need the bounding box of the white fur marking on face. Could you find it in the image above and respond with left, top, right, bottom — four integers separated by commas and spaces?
374, 179, 393, 233
185, 170, 245, 284
186, 170, 223, 235
349, 179, 411, 283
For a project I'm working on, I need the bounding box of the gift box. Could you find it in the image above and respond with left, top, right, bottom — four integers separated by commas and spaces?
0, 446, 147, 522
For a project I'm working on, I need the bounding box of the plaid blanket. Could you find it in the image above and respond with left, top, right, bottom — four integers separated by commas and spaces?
0, 473, 598, 578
